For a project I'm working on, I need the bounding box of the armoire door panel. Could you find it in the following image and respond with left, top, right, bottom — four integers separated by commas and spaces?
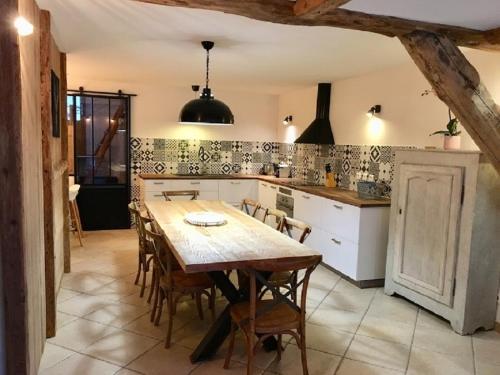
393, 164, 463, 306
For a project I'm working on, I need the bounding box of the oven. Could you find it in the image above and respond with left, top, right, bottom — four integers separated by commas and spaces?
276, 186, 294, 218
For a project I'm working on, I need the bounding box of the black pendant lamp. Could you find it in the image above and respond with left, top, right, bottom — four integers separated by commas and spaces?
179, 41, 234, 126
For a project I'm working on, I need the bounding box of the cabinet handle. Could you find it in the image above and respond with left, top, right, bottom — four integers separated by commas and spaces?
262, 183, 268, 187
270, 186, 277, 190
154, 194, 163, 197
153, 182, 163, 185
230, 181, 241, 185
190, 182, 201, 185
302, 195, 310, 199
331, 238, 342, 245
333, 204, 343, 210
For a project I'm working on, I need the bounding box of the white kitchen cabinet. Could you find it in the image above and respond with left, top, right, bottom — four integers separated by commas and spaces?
258, 181, 277, 210
321, 199, 360, 243
292, 190, 323, 229
169, 179, 218, 193
385, 150, 500, 334
219, 180, 257, 207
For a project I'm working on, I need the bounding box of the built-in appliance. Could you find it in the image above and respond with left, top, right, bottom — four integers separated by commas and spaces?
276, 187, 294, 218
295, 83, 335, 144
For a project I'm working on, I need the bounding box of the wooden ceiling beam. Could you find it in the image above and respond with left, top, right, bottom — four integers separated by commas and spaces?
400, 31, 500, 172
294, 0, 351, 17
135, 0, 499, 51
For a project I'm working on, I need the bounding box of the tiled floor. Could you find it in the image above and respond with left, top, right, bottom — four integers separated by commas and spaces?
40, 230, 500, 375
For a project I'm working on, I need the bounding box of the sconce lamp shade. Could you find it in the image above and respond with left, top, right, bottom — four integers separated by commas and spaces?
367, 105, 382, 117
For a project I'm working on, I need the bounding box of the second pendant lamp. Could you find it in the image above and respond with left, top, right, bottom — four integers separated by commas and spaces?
179, 41, 234, 126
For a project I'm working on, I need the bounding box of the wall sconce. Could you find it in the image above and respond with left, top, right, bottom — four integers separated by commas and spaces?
366, 105, 381, 118
283, 115, 293, 125
14, 16, 34, 36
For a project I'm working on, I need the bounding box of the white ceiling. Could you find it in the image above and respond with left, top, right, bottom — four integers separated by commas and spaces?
36, 0, 499, 95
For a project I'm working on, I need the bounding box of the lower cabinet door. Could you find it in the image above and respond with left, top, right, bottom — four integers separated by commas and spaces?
199, 191, 219, 201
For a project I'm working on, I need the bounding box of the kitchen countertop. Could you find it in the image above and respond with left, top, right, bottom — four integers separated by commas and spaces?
139, 174, 391, 208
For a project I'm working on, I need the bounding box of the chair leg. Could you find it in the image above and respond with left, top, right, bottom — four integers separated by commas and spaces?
140, 258, 147, 297
155, 289, 164, 326
299, 326, 309, 375
223, 322, 236, 369
277, 334, 282, 361
165, 291, 174, 349
247, 333, 254, 375
73, 201, 84, 238
195, 292, 204, 321
150, 277, 159, 322
69, 201, 83, 247
147, 268, 156, 303
134, 252, 141, 285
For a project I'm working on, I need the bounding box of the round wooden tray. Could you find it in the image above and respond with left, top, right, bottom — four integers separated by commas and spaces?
184, 212, 227, 227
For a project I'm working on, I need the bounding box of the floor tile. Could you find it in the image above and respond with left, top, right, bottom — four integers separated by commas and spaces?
357, 315, 415, 345
413, 325, 473, 357
127, 343, 199, 375
86, 279, 141, 301
345, 335, 410, 372
476, 361, 500, 375
57, 288, 81, 303
114, 369, 144, 375
38, 343, 76, 371
321, 290, 373, 313
48, 318, 120, 351
57, 293, 115, 317
265, 344, 341, 375
61, 271, 117, 293
295, 323, 353, 356
332, 279, 377, 297
82, 330, 159, 366
416, 308, 452, 332
119, 291, 153, 307
473, 330, 500, 366
170, 317, 215, 349
39, 352, 120, 375
308, 306, 363, 333
83, 301, 150, 328
191, 358, 263, 375
366, 294, 418, 324
336, 358, 404, 375
407, 347, 474, 375
56, 311, 79, 329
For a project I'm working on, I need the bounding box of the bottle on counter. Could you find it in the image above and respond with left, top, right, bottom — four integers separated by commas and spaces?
325, 163, 336, 188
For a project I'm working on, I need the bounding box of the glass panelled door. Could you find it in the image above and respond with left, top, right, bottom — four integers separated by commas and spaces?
68, 93, 131, 229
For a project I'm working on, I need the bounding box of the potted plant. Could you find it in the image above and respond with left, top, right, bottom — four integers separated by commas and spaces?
430, 109, 462, 150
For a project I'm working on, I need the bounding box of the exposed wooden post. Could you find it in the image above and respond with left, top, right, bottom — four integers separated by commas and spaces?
40, 9, 57, 339
400, 31, 500, 172
294, 0, 350, 17
60, 52, 71, 273
0, 0, 30, 372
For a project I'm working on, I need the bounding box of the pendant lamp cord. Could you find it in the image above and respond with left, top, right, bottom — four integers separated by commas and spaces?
205, 49, 210, 89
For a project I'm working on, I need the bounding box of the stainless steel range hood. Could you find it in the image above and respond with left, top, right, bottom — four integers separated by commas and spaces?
295, 83, 335, 145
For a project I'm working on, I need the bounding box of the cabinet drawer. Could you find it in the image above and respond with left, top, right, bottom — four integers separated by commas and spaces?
325, 234, 358, 280
219, 180, 257, 204
169, 179, 219, 192
145, 191, 167, 201
321, 199, 360, 243
293, 190, 323, 228
199, 191, 219, 201
144, 180, 171, 191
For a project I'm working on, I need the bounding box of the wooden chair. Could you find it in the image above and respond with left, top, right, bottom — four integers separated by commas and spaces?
240, 198, 261, 217
162, 190, 199, 201
259, 217, 312, 302
224, 256, 322, 375
69, 184, 83, 246
145, 220, 216, 348
262, 208, 287, 230
128, 202, 154, 298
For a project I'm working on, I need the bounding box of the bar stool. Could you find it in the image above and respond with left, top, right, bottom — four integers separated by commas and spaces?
69, 184, 84, 246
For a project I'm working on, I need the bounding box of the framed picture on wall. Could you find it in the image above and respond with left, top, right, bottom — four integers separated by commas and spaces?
51, 70, 60, 137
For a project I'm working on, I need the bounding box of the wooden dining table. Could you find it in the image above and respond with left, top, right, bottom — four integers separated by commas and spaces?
145, 200, 321, 363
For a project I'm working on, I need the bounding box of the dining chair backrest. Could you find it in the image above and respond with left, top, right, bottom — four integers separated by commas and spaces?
162, 190, 199, 201
143, 219, 176, 285
128, 202, 141, 237
262, 208, 287, 230
280, 217, 312, 244
240, 198, 261, 217
246, 255, 321, 331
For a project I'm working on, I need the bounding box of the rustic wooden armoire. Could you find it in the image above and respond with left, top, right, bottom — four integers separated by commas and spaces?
385, 149, 499, 335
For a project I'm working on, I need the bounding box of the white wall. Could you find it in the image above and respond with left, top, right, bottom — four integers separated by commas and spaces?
277, 50, 500, 149
67, 77, 279, 142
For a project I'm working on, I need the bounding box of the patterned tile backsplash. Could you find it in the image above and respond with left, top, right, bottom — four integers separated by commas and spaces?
131, 137, 400, 203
